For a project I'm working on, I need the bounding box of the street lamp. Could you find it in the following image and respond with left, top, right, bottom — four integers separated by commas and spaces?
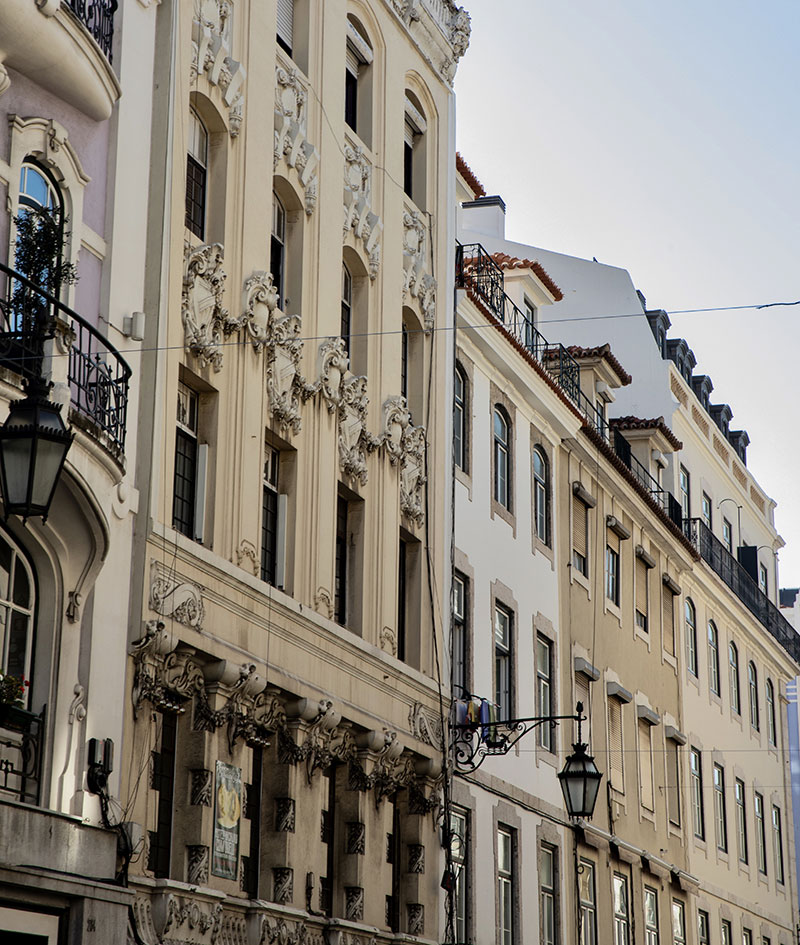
0, 377, 73, 522
558, 734, 603, 820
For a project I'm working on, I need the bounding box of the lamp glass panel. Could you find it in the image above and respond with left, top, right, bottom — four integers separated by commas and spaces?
2, 438, 34, 505
30, 437, 68, 508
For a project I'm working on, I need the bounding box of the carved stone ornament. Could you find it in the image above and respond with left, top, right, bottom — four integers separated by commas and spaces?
381, 398, 426, 523
275, 797, 296, 832
317, 337, 350, 411
130, 892, 223, 945
407, 903, 424, 937
274, 65, 319, 215
191, 769, 213, 806
381, 396, 411, 465
187, 845, 210, 885
346, 821, 366, 855
314, 586, 334, 619
234, 539, 259, 576
337, 374, 379, 486
344, 886, 364, 922
408, 843, 425, 874
343, 143, 382, 279
273, 867, 294, 904
441, 6, 471, 85
149, 559, 206, 628
379, 625, 397, 657
182, 242, 228, 372
259, 916, 309, 945
408, 702, 444, 750
402, 209, 437, 331
130, 620, 204, 718
190, 0, 246, 136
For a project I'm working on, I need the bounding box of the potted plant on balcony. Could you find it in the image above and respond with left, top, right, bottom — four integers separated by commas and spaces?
0, 672, 31, 730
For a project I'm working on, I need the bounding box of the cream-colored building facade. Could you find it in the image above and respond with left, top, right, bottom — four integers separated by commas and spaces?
123, 1, 469, 943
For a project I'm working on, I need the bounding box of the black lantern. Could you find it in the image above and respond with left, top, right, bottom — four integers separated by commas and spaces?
0, 379, 73, 522
558, 741, 603, 820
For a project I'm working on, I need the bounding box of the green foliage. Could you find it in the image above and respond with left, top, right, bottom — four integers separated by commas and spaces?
0, 672, 28, 707
13, 205, 78, 294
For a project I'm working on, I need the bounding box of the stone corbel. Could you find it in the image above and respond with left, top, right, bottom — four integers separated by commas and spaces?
130, 620, 204, 718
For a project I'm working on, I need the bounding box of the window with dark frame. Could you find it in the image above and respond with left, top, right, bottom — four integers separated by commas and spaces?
605, 540, 620, 606
148, 711, 177, 878
766, 678, 776, 746
536, 636, 553, 750
344, 61, 359, 132
403, 121, 415, 199
666, 739, 681, 827
401, 323, 409, 403
690, 747, 705, 840
173, 383, 198, 538
713, 763, 728, 852
671, 900, 686, 945
341, 262, 352, 357
701, 492, 712, 530
608, 697, 624, 793
533, 447, 548, 544
261, 446, 280, 585
450, 808, 469, 944
679, 466, 690, 521
494, 603, 512, 719
493, 408, 510, 510
772, 805, 784, 884
748, 661, 760, 730
497, 826, 514, 945
454, 365, 466, 471
271, 193, 286, 309
697, 910, 709, 945
635, 556, 648, 632
722, 517, 733, 553
735, 778, 748, 863
721, 920, 732, 945
185, 109, 208, 239
755, 791, 767, 874
452, 572, 468, 697
334, 496, 348, 625
644, 887, 659, 945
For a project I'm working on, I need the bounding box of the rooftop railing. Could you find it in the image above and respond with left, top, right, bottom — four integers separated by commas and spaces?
684, 518, 800, 664
0, 263, 131, 455
66, 0, 117, 62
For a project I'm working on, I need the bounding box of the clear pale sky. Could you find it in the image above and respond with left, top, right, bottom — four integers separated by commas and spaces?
454, 0, 800, 588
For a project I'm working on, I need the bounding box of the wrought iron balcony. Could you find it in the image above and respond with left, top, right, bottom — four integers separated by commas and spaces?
0, 263, 131, 456
66, 0, 117, 62
684, 518, 800, 664
613, 429, 683, 529
0, 703, 44, 805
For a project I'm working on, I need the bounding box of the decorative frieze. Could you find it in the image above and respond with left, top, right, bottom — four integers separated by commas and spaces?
381, 397, 426, 523
401, 208, 437, 330
130, 892, 223, 945
317, 338, 350, 411
408, 702, 444, 750
130, 620, 204, 717
407, 903, 424, 937
344, 886, 364, 922
343, 144, 382, 279
149, 560, 206, 628
407, 843, 425, 873
190, 769, 213, 807
182, 242, 228, 372
187, 845, 210, 885
338, 375, 378, 485
346, 821, 366, 855
190, 0, 246, 135
275, 797, 296, 833
274, 65, 319, 215
273, 867, 294, 904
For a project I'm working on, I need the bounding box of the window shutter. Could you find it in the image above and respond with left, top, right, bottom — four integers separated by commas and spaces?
606, 528, 619, 554
276, 0, 294, 52
666, 741, 681, 825
345, 43, 360, 77
662, 586, 675, 654
638, 721, 653, 810
636, 558, 648, 617
608, 698, 624, 792
573, 500, 588, 558
404, 118, 415, 147
575, 673, 590, 717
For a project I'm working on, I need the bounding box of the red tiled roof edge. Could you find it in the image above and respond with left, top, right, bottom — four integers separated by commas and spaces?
610, 415, 683, 451
456, 152, 486, 198
566, 344, 632, 387
463, 284, 695, 554
490, 252, 564, 302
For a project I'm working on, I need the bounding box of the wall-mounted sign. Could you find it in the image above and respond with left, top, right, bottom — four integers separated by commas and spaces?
212, 760, 241, 879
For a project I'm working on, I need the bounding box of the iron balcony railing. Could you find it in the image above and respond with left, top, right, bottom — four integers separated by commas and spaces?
684, 518, 800, 664
456, 242, 505, 321
66, 0, 117, 62
613, 429, 683, 528
0, 703, 45, 806
0, 263, 131, 454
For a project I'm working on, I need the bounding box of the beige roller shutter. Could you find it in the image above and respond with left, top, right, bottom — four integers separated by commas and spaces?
608, 698, 624, 792
638, 720, 654, 810
575, 673, 590, 717
346, 42, 360, 77
662, 585, 675, 654
573, 500, 588, 559
636, 557, 648, 622
277, 0, 293, 51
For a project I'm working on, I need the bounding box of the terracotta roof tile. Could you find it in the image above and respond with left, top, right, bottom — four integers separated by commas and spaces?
610, 415, 683, 451
490, 253, 564, 302
456, 153, 486, 198
565, 343, 632, 387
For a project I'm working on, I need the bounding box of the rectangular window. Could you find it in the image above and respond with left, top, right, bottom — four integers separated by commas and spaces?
605, 541, 620, 606
497, 827, 514, 945
261, 446, 286, 587
721, 920, 732, 945
344, 48, 359, 133
644, 887, 659, 945
701, 492, 712, 530
743, 931, 752, 945
572, 498, 588, 576
540, 844, 557, 945
454, 367, 466, 471
185, 155, 207, 240
578, 859, 596, 945
755, 792, 767, 874
450, 809, 469, 944
397, 539, 407, 662
495, 604, 512, 719
148, 711, 177, 878
662, 584, 675, 655
613, 873, 630, 945
735, 778, 748, 863
334, 496, 348, 625
639, 720, 654, 811
690, 748, 705, 840
759, 563, 768, 597
671, 900, 686, 945
536, 636, 553, 750
173, 383, 206, 541
723, 518, 733, 553
452, 573, 468, 697
608, 698, 624, 793
713, 763, 728, 852
403, 120, 415, 199
523, 298, 537, 349
697, 910, 709, 945
635, 557, 648, 631
666, 740, 681, 826
276, 0, 294, 55
679, 466, 690, 521
772, 805, 784, 884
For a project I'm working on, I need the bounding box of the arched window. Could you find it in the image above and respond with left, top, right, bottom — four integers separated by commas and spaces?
0, 531, 35, 707
401, 308, 423, 422
707, 621, 720, 695
748, 661, 759, 730
15, 160, 65, 299
766, 678, 776, 747
403, 90, 427, 209
345, 15, 373, 146
454, 364, 466, 472
341, 262, 352, 357
271, 192, 286, 308
684, 599, 697, 677
19, 161, 60, 213
533, 447, 549, 544
729, 642, 740, 714
186, 108, 208, 239
493, 408, 510, 510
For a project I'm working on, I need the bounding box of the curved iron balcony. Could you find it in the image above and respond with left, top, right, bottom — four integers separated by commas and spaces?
0, 263, 131, 457
66, 0, 117, 62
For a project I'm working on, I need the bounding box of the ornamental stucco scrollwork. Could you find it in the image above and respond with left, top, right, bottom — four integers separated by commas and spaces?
402, 209, 437, 330
338, 375, 379, 485
317, 338, 350, 411
274, 66, 319, 215
440, 6, 471, 85
130, 620, 205, 718
380, 397, 426, 523
191, 0, 246, 136
408, 701, 444, 750
149, 560, 206, 628
182, 242, 228, 372
131, 892, 223, 945
343, 143, 382, 279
